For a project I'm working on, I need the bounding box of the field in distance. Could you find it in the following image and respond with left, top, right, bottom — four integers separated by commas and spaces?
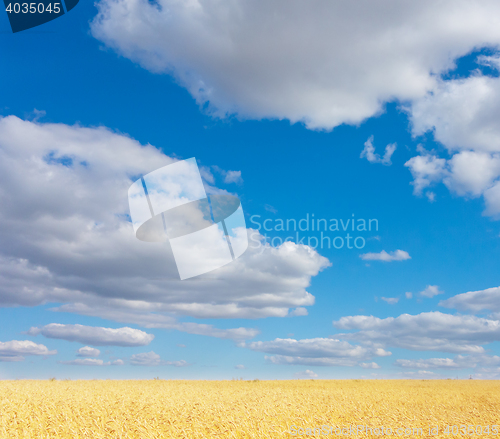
1, 380, 499, 438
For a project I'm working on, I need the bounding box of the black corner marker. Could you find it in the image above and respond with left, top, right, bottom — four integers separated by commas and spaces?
3, 0, 79, 33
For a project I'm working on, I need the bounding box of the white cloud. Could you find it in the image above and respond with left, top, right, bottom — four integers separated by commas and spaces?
360, 250, 410, 262
445, 151, 500, 197
91, 0, 500, 130
405, 149, 500, 213
359, 362, 381, 369
439, 286, 500, 313
235, 364, 245, 370
246, 337, 391, 367
0, 340, 56, 362
76, 346, 101, 357
50, 305, 260, 341
28, 324, 154, 347
129, 351, 188, 367
405, 292, 413, 299
59, 358, 125, 366
420, 285, 443, 298
289, 307, 308, 316
165, 360, 189, 367
404, 154, 447, 196
426, 191, 436, 202
264, 204, 277, 214
334, 311, 500, 354
0, 116, 329, 338
223, 170, 243, 185
381, 297, 399, 305
395, 354, 500, 370
472, 368, 500, 379
411, 70, 500, 154
395, 357, 462, 370
0, 355, 25, 362
130, 351, 161, 366
294, 370, 318, 379
199, 166, 215, 185
266, 356, 358, 367
407, 61, 500, 216
360, 136, 397, 165
60, 358, 106, 366
212, 166, 244, 185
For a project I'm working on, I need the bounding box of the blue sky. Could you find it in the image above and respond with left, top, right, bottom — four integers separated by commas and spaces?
1, 0, 500, 380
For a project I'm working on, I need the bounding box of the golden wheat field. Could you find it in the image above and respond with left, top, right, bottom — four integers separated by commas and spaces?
0, 380, 499, 439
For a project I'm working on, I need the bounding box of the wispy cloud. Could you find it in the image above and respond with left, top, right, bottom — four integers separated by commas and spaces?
420, 285, 443, 298
130, 351, 188, 367
0, 340, 56, 362
294, 369, 318, 379
360, 250, 410, 262
361, 136, 397, 165
76, 346, 100, 357
359, 362, 381, 369
28, 324, 154, 347
59, 358, 125, 366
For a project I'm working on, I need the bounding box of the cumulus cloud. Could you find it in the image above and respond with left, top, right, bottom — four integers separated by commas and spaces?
294, 370, 318, 379
334, 312, 500, 354
129, 351, 188, 367
411, 68, 500, 154
360, 250, 410, 262
406, 58, 500, 216
0, 340, 57, 362
405, 292, 413, 299
439, 286, 500, 313
234, 364, 245, 370
28, 324, 154, 347
88, 0, 500, 217
404, 154, 448, 196
0, 116, 329, 338
419, 285, 443, 298
246, 337, 390, 367
360, 136, 397, 165
76, 346, 101, 357
91, 0, 500, 130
